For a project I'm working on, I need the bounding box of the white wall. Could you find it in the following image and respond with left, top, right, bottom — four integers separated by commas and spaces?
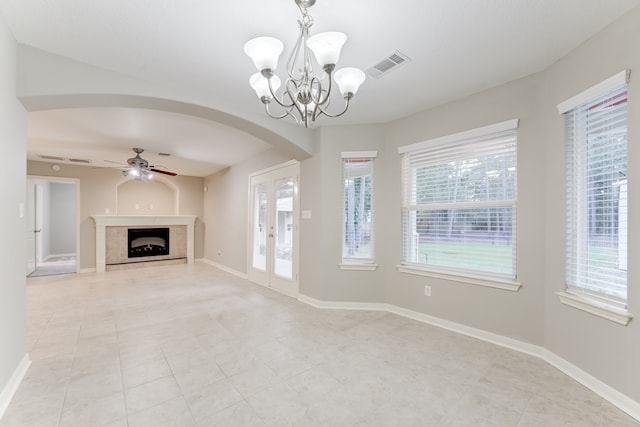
0, 10, 27, 408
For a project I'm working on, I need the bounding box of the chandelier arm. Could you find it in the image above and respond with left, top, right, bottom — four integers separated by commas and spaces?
271, 85, 308, 126
263, 103, 290, 120
290, 97, 308, 125
315, 96, 351, 119
266, 77, 296, 109
282, 80, 311, 126
309, 74, 332, 106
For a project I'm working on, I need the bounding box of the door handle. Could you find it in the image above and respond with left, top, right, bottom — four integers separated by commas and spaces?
34, 229, 41, 233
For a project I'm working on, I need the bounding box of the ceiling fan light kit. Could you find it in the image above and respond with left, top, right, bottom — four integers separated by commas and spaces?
244, 0, 365, 128
119, 148, 177, 180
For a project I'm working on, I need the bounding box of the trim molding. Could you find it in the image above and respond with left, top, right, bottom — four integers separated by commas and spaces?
557, 69, 629, 114
397, 265, 521, 292
398, 118, 519, 154
198, 258, 248, 279
339, 263, 378, 271
43, 253, 76, 261
556, 291, 632, 326
0, 353, 31, 419
78, 267, 96, 274
297, 293, 640, 421
543, 350, 640, 421
297, 294, 386, 311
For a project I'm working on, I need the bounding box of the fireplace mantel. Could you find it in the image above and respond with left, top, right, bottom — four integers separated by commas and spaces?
92, 215, 196, 272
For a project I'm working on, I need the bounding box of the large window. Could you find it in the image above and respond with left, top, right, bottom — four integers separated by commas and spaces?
342, 151, 376, 267
399, 120, 518, 282
560, 71, 628, 310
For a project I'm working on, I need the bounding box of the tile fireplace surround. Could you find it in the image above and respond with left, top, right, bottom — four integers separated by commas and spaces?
92, 215, 196, 272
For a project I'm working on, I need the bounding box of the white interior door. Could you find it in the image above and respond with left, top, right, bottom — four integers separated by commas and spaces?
26, 181, 44, 275
35, 184, 44, 266
26, 182, 37, 275
248, 161, 299, 297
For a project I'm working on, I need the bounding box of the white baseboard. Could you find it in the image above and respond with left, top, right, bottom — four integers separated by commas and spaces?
197, 258, 248, 279
78, 268, 96, 274
297, 294, 387, 311
0, 354, 31, 419
543, 350, 640, 421
43, 253, 76, 262
297, 293, 640, 422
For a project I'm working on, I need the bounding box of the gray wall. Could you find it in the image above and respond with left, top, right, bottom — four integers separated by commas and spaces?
117, 179, 176, 215
202, 7, 640, 404
381, 75, 546, 345
203, 148, 292, 273
541, 8, 640, 403
0, 10, 27, 400
49, 182, 76, 256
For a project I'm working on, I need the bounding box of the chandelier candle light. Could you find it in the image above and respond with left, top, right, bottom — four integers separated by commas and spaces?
244, 0, 365, 127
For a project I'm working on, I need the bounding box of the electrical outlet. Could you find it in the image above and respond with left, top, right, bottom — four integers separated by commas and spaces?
424, 285, 432, 297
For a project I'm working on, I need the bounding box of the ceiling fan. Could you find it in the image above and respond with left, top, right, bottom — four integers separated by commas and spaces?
108, 148, 177, 178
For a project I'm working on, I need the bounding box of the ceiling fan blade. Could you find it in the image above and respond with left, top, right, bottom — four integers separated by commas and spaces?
149, 168, 177, 176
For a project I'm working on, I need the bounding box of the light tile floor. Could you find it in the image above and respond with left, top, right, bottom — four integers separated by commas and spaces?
2, 263, 638, 426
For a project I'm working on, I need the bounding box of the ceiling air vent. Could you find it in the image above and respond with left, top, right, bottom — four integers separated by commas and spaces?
158, 152, 171, 157
366, 50, 411, 79
40, 155, 65, 161
69, 158, 92, 164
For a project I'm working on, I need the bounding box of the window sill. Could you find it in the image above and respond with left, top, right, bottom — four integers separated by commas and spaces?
340, 263, 378, 271
556, 291, 632, 326
396, 265, 521, 292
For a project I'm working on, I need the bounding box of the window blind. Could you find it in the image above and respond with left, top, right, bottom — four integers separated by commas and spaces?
342, 154, 375, 262
400, 124, 517, 280
565, 84, 627, 305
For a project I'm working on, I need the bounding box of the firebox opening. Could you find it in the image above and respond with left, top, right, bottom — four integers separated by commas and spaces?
128, 228, 170, 258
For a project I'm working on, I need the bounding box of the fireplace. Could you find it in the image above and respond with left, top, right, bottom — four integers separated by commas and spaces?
128, 228, 170, 258
92, 215, 196, 272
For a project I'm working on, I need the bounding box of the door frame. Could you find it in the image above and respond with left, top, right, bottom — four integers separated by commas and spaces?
27, 175, 81, 275
246, 160, 300, 297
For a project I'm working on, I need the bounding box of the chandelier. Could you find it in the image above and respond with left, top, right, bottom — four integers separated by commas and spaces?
244, 0, 365, 128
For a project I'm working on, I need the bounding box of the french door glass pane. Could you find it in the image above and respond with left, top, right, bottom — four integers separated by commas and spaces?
274, 176, 294, 279
252, 183, 267, 271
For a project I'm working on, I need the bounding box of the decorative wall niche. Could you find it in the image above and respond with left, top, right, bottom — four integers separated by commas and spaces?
116, 178, 177, 215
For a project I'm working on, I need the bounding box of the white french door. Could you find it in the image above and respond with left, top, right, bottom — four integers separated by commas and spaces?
248, 161, 299, 297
